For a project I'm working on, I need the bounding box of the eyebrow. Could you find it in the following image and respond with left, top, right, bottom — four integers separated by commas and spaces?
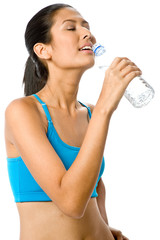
62, 19, 89, 25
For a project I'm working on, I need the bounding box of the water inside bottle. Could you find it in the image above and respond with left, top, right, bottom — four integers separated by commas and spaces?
124, 76, 155, 107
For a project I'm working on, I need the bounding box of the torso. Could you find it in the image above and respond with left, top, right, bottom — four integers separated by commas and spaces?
16, 200, 114, 240
5, 95, 114, 240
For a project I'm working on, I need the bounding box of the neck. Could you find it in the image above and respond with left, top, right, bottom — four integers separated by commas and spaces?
38, 67, 85, 115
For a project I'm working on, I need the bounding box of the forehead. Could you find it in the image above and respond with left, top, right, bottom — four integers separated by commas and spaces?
54, 7, 85, 25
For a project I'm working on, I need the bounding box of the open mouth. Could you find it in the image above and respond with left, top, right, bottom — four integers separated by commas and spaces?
79, 46, 93, 51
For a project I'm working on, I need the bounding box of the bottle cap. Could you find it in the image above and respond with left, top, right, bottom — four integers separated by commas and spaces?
92, 43, 106, 56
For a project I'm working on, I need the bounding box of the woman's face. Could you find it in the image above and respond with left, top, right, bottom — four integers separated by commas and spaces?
48, 7, 96, 70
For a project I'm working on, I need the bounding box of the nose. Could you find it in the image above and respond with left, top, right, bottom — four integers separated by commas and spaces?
82, 30, 95, 43
80, 26, 96, 44
83, 33, 96, 46
83, 29, 92, 40
83, 34, 91, 40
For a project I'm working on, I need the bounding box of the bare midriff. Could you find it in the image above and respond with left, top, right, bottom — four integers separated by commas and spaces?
17, 198, 114, 240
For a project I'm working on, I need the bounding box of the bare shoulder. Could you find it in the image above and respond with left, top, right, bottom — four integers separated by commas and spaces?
5, 96, 44, 142
5, 96, 39, 122
5, 96, 36, 114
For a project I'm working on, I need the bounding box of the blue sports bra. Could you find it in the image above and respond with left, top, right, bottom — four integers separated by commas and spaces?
7, 94, 105, 202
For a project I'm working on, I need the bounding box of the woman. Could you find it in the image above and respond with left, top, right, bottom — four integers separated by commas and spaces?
5, 3, 141, 240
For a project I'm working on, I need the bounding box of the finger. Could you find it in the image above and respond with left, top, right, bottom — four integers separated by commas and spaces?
122, 234, 129, 240
109, 57, 124, 69
124, 70, 142, 83
116, 232, 123, 240
121, 65, 142, 78
116, 58, 135, 71
117, 235, 123, 240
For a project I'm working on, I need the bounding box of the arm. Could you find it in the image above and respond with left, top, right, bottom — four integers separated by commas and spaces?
96, 179, 129, 240
85, 104, 109, 226
96, 177, 109, 225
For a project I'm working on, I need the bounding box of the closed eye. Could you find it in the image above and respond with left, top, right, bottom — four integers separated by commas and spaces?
67, 28, 76, 31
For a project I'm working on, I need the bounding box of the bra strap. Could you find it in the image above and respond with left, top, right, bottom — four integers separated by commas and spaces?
78, 101, 92, 119
32, 94, 52, 122
33, 94, 92, 121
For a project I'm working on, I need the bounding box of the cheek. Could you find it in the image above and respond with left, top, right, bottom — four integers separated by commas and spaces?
51, 47, 77, 68
51, 40, 78, 66
58, 34, 78, 54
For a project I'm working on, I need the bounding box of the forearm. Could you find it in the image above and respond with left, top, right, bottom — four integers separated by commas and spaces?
61, 100, 112, 217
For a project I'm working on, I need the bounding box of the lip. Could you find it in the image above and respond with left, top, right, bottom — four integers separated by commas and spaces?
79, 49, 94, 54
79, 43, 93, 51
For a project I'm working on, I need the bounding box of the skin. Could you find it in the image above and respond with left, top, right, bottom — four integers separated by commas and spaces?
4, 6, 142, 240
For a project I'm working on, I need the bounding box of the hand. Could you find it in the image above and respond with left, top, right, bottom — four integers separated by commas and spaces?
109, 226, 129, 240
100, 57, 142, 112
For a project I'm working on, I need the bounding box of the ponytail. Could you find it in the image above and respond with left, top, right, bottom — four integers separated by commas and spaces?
22, 3, 73, 96
23, 55, 48, 96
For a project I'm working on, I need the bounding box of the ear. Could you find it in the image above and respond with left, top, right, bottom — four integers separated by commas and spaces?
33, 43, 52, 60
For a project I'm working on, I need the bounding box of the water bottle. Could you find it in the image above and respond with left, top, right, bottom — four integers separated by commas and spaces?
92, 43, 155, 108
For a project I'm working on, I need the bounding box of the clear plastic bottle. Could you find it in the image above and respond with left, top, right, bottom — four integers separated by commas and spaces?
92, 43, 155, 108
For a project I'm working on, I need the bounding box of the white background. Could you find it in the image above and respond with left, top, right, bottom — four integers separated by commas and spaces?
0, 0, 159, 239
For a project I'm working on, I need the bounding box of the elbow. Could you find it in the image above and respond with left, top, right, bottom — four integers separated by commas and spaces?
61, 197, 85, 219
66, 210, 84, 220
70, 206, 85, 220
57, 180, 86, 219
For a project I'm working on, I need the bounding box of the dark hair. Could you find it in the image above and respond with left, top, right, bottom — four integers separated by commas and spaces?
23, 4, 74, 96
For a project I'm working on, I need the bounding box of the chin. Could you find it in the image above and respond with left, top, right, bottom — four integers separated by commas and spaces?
81, 58, 95, 70
85, 61, 95, 70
